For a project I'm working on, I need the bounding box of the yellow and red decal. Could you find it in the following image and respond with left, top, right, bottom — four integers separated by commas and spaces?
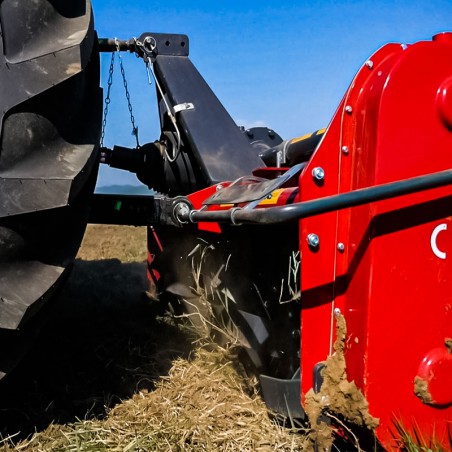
290, 128, 326, 144
257, 187, 299, 207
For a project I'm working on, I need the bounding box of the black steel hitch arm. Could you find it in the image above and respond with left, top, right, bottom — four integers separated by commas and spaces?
98, 33, 189, 60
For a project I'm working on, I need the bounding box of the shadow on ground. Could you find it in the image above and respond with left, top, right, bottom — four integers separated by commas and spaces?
0, 259, 194, 441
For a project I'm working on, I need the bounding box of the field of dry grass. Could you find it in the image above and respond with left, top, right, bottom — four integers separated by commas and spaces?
0, 225, 309, 451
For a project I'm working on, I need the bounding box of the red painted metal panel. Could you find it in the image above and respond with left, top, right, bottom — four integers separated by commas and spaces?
187, 185, 223, 233
299, 35, 452, 448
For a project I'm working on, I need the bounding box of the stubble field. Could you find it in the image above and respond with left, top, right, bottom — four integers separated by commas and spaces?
0, 225, 308, 451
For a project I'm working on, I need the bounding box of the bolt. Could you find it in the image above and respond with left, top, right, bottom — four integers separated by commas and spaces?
337, 242, 345, 252
334, 307, 341, 317
401, 43, 408, 50
312, 167, 325, 181
216, 184, 223, 191
291, 329, 300, 339
268, 129, 275, 138
246, 129, 254, 138
345, 105, 353, 114
174, 202, 190, 223
365, 60, 374, 69
307, 233, 320, 248
341, 145, 349, 155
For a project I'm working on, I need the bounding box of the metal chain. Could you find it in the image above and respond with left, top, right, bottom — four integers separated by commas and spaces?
100, 52, 115, 147
116, 38, 140, 148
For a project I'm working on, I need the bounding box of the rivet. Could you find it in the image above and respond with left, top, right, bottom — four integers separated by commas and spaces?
312, 167, 325, 181
334, 307, 341, 317
307, 233, 320, 248
401, 43, 408, 50
345, 105, 353, 114
365, 60, 374, 69
337, 242, 345, 252
216, 184, 223, 191
341, 145, 349, 155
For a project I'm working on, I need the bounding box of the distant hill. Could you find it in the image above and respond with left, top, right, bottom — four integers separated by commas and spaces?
95, 184, 155, 195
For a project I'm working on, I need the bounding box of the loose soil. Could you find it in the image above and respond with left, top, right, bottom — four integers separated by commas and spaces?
413, 376, 433, 405
445, 338, 452, 354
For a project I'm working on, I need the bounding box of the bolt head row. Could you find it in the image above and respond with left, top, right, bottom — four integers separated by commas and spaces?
306, 235, 345, 252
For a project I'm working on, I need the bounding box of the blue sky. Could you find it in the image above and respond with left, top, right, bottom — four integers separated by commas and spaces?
92, 0, 452, 187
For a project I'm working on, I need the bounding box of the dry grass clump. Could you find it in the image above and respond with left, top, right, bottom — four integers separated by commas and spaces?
6, 346, 307, 451
393, 420, 452, 452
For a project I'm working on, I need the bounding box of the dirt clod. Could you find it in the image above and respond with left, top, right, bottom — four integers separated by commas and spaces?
413, 376, 433, 405
304, 313, 379, 450
445, 338, 452, 354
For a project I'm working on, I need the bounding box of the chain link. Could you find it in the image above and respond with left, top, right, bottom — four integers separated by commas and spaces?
100, 40, 140, 149
100, 52, 115, 147
116, 38, 140, 148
